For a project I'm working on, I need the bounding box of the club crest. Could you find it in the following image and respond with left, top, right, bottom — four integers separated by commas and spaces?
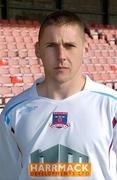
50, 112, 70, 128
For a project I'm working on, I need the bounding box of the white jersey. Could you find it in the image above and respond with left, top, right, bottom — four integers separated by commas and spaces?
0, 76, 117, 180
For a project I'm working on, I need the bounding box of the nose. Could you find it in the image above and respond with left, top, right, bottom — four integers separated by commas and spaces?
57, 45, 66, 62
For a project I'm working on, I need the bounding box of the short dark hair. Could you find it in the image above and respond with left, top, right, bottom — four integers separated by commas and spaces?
39, 10, 85, 41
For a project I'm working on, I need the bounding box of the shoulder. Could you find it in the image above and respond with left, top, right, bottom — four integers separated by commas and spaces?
92, 82, 117, 100
1, 77, 45, 118
1, 83, 36, 118
86, 76, 117, 100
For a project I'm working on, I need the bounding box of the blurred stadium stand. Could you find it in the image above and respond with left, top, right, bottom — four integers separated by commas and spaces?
0, 20, 43, 109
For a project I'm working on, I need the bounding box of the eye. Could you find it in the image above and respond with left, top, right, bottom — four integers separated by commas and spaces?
46, 43, 57, 48
64, 43, 76, 49
47, 44, 53, 47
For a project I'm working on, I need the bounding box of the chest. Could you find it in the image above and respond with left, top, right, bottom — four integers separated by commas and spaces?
11, 98, 114, 156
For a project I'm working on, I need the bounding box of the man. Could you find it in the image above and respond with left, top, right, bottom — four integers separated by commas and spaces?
0, 10, 117, 180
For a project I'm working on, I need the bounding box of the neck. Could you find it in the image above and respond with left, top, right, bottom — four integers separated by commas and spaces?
37, 75, 86, 100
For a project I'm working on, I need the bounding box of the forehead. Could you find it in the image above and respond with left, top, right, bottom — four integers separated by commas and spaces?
39, 24, 83, 42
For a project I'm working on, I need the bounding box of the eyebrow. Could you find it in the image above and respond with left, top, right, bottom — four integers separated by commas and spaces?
45, 41, 78, 46
45, 42, 57, 45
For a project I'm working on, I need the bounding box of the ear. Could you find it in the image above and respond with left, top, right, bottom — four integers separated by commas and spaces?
35, 42, 40, 58
83, 40, 87, 54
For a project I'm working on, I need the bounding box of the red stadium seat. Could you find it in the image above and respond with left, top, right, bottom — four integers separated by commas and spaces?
11, 76, 23, 84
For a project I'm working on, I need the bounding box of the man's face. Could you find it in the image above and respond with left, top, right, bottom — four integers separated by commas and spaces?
39, 24, 85, 84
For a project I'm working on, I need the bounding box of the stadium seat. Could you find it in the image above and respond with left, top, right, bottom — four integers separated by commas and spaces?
0, 76, 11, 84
11, 76, 23, 84
11, 86, 23, 95
0, 59, 8, 66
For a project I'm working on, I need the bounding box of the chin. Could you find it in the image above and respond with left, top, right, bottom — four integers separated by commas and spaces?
53, 76, 70, 84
